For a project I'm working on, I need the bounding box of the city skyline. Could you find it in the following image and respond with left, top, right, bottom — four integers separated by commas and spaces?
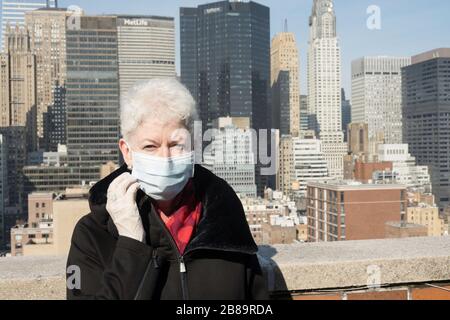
53, 0, 450, 94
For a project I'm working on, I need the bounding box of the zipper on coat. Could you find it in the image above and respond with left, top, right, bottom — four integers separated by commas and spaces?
179, 256, 189, 300
152, 205, 190, 300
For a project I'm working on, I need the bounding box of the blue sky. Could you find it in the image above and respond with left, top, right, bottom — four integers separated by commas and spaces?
58, 0, 450, 95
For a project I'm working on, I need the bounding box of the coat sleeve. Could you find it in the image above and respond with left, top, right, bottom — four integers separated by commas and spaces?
246, 254, 271, 300
66, 216, 154, 300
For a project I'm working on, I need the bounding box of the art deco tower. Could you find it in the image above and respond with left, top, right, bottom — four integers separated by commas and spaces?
307, 0, 346, 179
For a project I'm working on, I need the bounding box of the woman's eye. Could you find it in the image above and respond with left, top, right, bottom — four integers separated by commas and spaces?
172, 144, 185, 150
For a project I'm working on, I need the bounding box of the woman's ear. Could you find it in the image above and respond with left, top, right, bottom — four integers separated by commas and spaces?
119, 139, 133, 169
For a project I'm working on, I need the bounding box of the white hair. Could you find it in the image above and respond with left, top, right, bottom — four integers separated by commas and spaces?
120, 78, 198, 141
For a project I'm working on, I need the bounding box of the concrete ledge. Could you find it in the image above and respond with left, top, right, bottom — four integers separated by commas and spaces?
258, 236, 450, 293
0, 255, 67, 300
1, 237, 450, 299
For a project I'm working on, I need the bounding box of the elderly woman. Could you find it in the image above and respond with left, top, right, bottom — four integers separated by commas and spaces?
66, 78, 269, 300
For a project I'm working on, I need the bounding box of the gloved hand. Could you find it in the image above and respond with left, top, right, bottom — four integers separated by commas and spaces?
106, 172, 145, 242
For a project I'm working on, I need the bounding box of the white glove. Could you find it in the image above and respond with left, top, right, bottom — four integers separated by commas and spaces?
106, 172, 145, 242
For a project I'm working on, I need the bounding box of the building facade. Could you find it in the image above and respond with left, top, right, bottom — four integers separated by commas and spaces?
307, 0, 346, 179
27, 192, 53, 227
407, 205, 448, 237
377, 144, 432, 192
307, 181, 407, 242
402, 48, 450, 208
25, 8, 69, 149
116, 15, 176, 96
351, 56, 411, 147
271, 31, 300, 137
203, 117, 257, 198
278, 132, 329, 198
180, 1, 270, 131
341, 89, 351, 142
0, 25, 37, 151
65, 16, 120, 182
0, 0, 57, 49
0, 134, 7, 249
299, 95, 308, 132
0, 126, 27, 246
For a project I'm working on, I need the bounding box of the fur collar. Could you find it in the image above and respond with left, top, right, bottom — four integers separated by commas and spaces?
88, 164, 258, 255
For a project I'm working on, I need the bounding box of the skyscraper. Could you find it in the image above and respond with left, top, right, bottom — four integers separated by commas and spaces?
203, 117, 257, 198
271, 30, 300, 137
0, 25, 37, 151
43, 83, 66, 151
307, 0, 346, 179
352, 56, 411, 147
277, 133, 329, 198
300, 95, 308, 132
0, 0, 57, 49
25, 8, 69, 150
66, 16, 120, 182
402, 48, 450, 208
341, 88, 351, 142
0, 134, 7, 249
180, 1, 271, 196
180, 0, 271, 131
0, 126, 27, 245
116, 15, 176, 96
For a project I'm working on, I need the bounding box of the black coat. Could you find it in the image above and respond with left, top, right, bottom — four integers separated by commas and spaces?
66, 164, 270, 300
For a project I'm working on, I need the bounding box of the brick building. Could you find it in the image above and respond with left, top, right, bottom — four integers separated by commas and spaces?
307, 181, 407, 242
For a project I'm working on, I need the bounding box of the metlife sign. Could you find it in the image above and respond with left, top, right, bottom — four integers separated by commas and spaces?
121, 18, 149, 27
204, 7, 222, 15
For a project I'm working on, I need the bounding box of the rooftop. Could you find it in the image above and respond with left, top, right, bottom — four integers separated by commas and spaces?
308, 180, 406, 191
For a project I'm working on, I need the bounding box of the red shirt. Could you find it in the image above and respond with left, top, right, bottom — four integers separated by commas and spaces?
155, 179, 202, 255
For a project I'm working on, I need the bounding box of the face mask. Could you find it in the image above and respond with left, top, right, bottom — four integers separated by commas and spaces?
129, 149, 195, 201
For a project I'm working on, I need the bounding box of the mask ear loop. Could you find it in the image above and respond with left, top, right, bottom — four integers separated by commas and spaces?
124, 141, 133, 171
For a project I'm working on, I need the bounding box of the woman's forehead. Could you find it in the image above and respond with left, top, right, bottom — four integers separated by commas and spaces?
134, 118, 189, 141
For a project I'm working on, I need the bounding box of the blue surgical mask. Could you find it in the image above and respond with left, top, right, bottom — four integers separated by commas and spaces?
130, 150, 195, 201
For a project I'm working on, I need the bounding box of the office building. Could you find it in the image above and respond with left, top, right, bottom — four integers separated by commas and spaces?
25, 8, 69, 148
307, 181, 407, 242
271, 30, 300, 136
352, 56, 411, 147
66, 16, 120, 182
300, 95, 308, 132
377, 144, 432, 192
116, 15, 176, 96
42, 83, 66, 151
407, 204, 448, 237
0, 127, 27, 243
402, 48, 450, 207
180, 1, 270, 131
1, 0, 57, 49
341, 89, 351, 142
203, 117, 257, 198
307, 0, 346, 179
0, 25, 37, 151
0, 134, 7, 249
